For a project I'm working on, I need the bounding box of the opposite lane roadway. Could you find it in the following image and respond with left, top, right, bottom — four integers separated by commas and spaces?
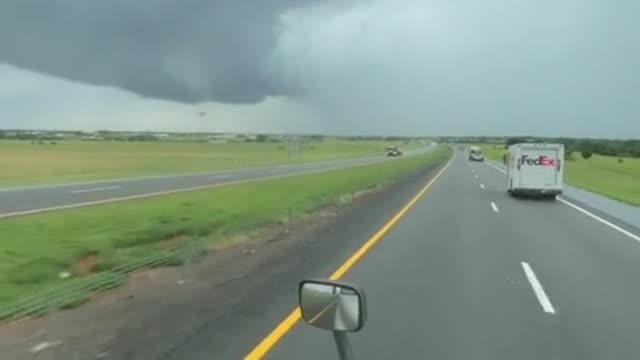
0, 145, 435, 219
254, 149, 640, 359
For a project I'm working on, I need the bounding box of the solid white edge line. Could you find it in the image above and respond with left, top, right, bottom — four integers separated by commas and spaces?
557, 198, 640, 242
484, 160, 640, 242
0, 161, 369, 192
491, 202, 499, 213
1, 148, 443, 217
0, 164, 378, 219
521, 262, 556, 314
0, 145, 440, 192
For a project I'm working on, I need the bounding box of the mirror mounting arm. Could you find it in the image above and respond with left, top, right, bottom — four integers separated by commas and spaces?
333, 331, 355, 360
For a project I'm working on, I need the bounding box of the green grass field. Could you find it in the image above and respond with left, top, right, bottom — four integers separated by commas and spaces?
480, 145, 640, 206
0, 146, 450, 306
0, 139, 421, 187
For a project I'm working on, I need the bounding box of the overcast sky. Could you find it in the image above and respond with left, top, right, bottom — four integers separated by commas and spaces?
1, 0, 638, 137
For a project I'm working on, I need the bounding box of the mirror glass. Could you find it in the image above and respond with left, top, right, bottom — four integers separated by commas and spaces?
299, 281, 363, 332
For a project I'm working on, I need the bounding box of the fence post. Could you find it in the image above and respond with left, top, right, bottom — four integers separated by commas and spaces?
285, 208, 293, 233
180, 239, 198, 284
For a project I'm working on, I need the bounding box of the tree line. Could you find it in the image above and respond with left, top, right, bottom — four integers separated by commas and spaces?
505, 137, 640, 159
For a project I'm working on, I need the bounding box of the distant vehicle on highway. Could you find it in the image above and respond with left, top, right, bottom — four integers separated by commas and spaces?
506, 143, 564, 199
386, 145, 403, 157
468, 146, 485, 161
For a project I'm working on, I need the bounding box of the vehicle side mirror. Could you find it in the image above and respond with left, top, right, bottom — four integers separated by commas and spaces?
299, 279, 367, 332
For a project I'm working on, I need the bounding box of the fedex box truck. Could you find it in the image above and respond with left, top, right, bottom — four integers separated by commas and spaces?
506, 143, 564, 198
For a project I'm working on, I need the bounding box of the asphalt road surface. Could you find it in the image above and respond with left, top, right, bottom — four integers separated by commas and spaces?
0, 146, 434, 219
247, 149, 640, 360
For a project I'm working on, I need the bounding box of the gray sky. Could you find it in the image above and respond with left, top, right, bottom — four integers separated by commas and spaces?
0, 0, 639, 137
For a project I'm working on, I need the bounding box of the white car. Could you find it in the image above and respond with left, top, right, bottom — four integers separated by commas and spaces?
468, 146, 485, 161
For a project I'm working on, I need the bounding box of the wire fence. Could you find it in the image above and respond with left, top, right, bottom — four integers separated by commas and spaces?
0, 151, 443, 360
0, 183, 379, 326
0, 159, 418, 325
0, 240, 206, 323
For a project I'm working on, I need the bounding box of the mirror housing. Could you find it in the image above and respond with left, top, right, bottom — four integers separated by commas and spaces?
298, 279, 367, 332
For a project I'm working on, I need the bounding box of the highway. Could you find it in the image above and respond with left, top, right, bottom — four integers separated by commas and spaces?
0, 146, 434, 219
5, 145, 640, 360
239, 149, 640, 360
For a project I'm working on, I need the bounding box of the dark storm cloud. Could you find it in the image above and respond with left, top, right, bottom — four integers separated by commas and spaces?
1, 0, 639, 137
0, 0, 317, 103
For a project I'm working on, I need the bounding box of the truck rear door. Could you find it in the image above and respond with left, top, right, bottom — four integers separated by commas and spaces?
518, 145, 562, 189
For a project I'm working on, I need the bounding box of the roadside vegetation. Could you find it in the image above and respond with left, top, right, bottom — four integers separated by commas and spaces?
0, 138, 425, 187
480, 144, 640, 206
0, 146, 450, 309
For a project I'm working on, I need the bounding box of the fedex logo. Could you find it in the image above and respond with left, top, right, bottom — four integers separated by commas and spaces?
521, 155, 556, 166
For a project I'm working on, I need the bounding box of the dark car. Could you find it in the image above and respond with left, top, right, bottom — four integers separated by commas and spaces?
386, 149, 403, 157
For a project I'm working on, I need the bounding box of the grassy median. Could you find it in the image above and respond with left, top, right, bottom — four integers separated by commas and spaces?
0, 139, 424, 187
480, 145, 640, 206
0, 146, 450, 306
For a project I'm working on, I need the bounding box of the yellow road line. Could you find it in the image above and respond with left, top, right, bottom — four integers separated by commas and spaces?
243, 156, 454, 360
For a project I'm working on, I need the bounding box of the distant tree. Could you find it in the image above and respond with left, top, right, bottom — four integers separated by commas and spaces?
581, 150, 593, 159
505, 137, 527, 148
256, 134, 268, 143
127, 134, 158, 142
0, 130, 5, 139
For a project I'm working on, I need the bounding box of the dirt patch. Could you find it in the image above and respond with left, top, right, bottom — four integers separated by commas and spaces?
74, 254, 97, 275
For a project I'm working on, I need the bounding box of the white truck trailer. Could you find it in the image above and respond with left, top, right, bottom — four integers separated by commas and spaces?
506, 143, 564, 199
